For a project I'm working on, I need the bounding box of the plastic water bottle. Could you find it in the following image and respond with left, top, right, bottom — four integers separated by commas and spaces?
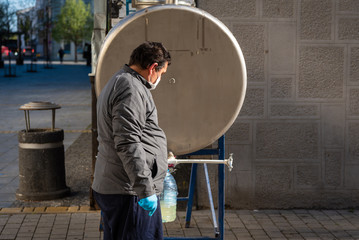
160, 171, 178, 222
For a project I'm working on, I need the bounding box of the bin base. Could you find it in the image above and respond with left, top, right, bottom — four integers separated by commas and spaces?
16, 187, 70, 201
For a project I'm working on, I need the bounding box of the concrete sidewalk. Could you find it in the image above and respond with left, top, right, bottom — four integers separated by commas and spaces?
0, 208, 359, 239
0, 61, 92, 208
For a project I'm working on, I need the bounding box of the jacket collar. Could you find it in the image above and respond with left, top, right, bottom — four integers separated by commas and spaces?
123, 64, 151, 89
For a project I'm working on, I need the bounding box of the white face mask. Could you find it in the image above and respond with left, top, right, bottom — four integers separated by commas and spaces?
148, 74, 161, 90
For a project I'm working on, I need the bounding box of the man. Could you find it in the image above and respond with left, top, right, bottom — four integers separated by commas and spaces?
92, 42, 171, 240
58, 48, 64, 63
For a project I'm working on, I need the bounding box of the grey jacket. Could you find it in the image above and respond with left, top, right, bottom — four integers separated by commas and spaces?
92, 65, 168, 198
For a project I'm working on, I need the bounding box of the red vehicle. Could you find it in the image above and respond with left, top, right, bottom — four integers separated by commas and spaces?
1, 45, 9, 57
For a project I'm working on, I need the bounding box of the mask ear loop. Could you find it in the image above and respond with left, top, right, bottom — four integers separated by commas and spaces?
148, 63, 159, 83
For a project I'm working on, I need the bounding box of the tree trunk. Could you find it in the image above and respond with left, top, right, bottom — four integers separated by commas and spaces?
0, 38, 3, 61
74, 42, 78, 62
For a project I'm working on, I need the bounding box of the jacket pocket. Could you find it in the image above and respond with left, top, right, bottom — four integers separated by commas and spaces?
145, 152, 158, 178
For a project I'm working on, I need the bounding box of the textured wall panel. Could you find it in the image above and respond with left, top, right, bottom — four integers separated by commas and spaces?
270, 77, 294, 99
269, 22, 296, 74
226, 170, 253, 208
240, 88, 265, 117
348, 122, 359, 162
322, 104, 345, 147
198, 0, 256, 18
255, 165, 292, 204
324, 150, 342, 187
256, 122, 319, 160
344, 165, 359, 189
338, 17, 359, 41
227, 144, 252, 171
338, 0, 359, 12
296, 164, 321, 188
299, 0, 332, 40
226, 121, 251, 144
262, 0, 294, 18
298, 46, 344, 99
348, 88, 359, 117
349, 47, 359, 83
233, 24, 265, 82
269, 104, 319, 118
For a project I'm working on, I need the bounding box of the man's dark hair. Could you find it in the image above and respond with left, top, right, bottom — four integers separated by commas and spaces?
129, 41, 171, 71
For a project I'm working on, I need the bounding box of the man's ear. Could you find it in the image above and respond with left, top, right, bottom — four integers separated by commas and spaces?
148, 62, 158, 74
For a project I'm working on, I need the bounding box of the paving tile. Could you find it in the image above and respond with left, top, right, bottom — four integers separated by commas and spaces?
78, 206, 91, 212
7, 215, 25, 224
84, 231, 101, 238
33, 207, 46, 213
67, 206, 79, 212
67, 229, 84, 236
46, 207, 69, 213
21, 207, 34, 213
0, 234, 17, 240
18, 226, 36, 233
50, 232, 68, 237
45, 207, 68, 213
15, 237, 33, 240
0, 208, 21, 214
66, 236, 83, 240
183, 228, 201, 237
35, 227, 52, 234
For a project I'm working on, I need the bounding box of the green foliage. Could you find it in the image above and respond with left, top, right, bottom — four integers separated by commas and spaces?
18, 14, 31, 44
52, 0, 93, 61
0, 1, 13, 36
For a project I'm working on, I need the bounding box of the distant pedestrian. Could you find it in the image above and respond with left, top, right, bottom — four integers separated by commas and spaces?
58, 48, 64, 63
83, 43, 91, 66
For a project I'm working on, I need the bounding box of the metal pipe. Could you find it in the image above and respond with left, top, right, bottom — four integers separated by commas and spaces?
167, 153, 233, 172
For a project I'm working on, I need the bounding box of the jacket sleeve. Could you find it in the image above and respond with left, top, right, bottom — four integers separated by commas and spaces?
111, 82, 155, 199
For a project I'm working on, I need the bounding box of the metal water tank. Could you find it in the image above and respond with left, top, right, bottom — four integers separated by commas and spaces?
95, 4, 247, 155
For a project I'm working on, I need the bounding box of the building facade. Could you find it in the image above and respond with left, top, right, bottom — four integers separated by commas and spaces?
16, 0, 93, 62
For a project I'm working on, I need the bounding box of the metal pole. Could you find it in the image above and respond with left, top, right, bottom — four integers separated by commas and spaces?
90, 74, 99, 209
51, 109, 55, 131
24, 110, 29, 132
203, 163, 219, 236
26, 110, 30, 131
218, 135, 225, 240
185, 163, 198, 228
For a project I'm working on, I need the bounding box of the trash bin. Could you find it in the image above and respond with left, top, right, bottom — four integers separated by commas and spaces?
16, 101, 70, 201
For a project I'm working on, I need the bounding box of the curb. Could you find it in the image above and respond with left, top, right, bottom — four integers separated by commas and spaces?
0, 206, 100, 214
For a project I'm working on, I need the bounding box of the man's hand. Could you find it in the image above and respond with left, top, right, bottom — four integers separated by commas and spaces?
138, 194, 158, 216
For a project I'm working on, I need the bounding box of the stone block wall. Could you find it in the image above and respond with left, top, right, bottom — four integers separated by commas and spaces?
195, 0, 359, 209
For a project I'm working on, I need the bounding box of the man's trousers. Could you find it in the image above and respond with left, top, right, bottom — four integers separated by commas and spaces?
93, 191, 164, 240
